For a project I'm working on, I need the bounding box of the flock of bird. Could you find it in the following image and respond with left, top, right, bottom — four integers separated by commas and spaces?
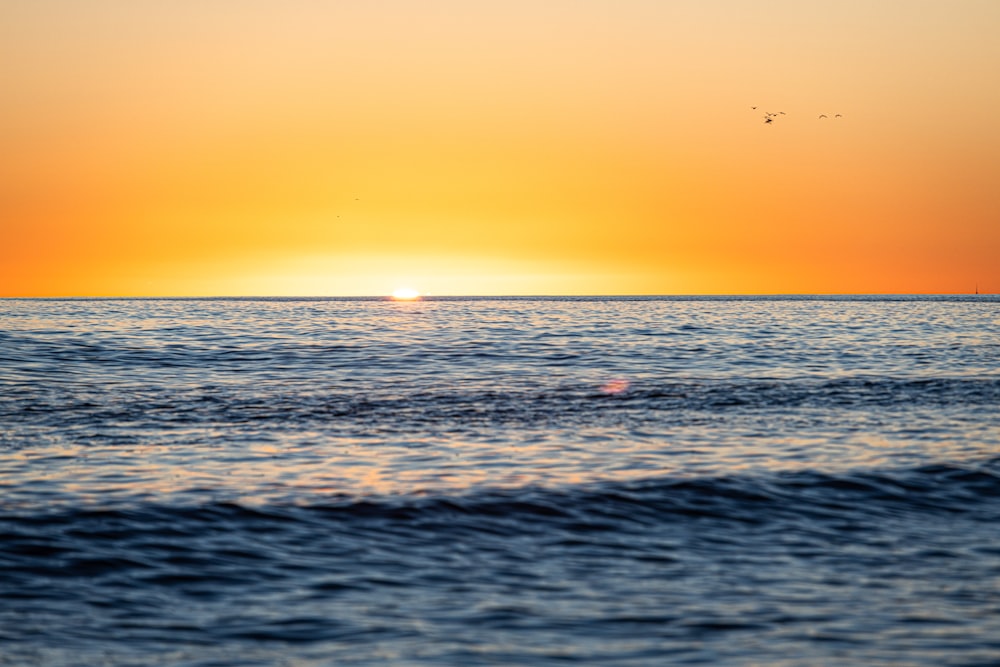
751, 107, 842, 124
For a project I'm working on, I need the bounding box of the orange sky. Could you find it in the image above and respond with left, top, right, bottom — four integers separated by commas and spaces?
2, 0, 999, 296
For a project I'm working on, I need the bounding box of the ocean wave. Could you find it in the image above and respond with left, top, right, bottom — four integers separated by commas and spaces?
2, 377, 997, 433
4, 457, 998, 529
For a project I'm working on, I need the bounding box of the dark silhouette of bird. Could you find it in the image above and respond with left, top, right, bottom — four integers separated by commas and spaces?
819, 114, 828, 119
835, 114, 842, 118
765, 117, 773, 124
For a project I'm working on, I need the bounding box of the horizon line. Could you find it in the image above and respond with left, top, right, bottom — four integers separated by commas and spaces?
1, 292, 993, 300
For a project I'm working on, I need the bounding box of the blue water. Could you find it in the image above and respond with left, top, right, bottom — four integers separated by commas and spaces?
2, 296, 999, 666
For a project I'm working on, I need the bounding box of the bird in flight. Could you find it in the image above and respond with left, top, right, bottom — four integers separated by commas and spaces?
752, 108, 787, 124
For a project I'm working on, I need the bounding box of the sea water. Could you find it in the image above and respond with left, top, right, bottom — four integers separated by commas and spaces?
1, 296, 999, 666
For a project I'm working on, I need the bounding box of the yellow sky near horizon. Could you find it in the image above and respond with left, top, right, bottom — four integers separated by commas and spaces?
2, 0, 999, 296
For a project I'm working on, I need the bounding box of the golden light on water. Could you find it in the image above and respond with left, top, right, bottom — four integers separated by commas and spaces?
391, 287, 421, 301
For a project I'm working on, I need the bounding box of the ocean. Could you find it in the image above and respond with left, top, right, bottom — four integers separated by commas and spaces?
1, 295, 999, 666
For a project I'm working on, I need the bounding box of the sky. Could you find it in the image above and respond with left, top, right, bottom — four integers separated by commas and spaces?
2, 0, 999, 296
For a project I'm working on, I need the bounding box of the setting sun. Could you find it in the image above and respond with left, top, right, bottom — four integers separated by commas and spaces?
391, 288, 421, 301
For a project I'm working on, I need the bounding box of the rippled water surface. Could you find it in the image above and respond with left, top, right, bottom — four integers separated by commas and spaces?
2, 296, 999, 666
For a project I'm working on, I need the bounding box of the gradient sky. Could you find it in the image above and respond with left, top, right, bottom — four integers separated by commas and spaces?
3, 0, 999, 296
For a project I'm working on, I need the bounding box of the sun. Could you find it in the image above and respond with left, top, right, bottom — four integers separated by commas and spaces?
391, 287, 421, 301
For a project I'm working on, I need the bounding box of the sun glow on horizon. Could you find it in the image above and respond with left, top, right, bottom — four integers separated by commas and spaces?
391, 287, 421, 301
